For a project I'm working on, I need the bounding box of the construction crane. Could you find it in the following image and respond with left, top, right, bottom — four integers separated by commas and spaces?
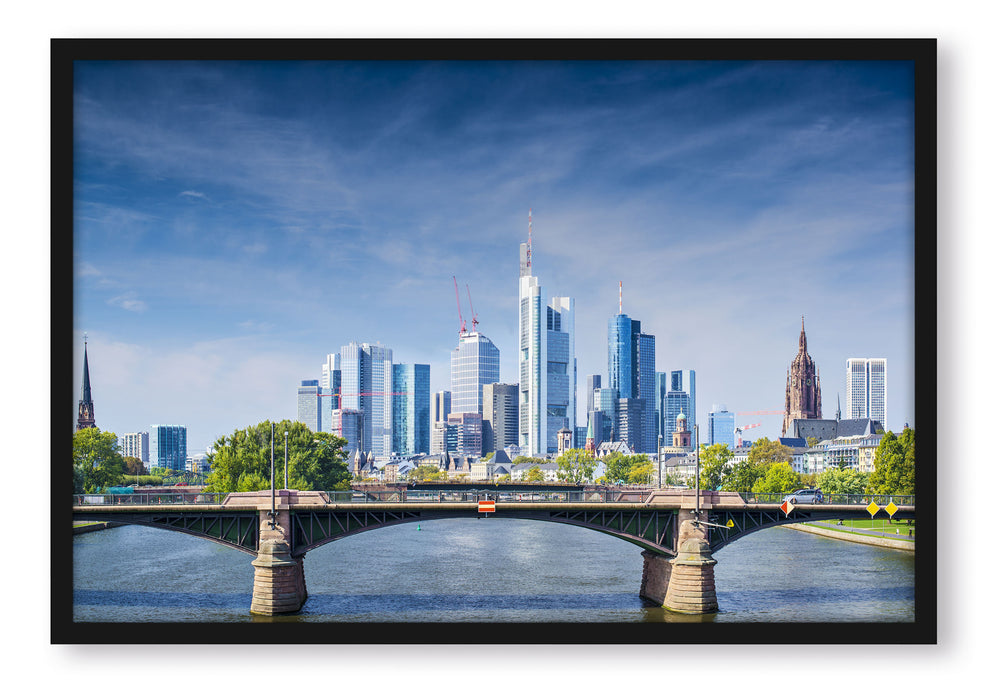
734, 423, 761, 447
465, 283, 479, 333
452, 276, 467, 336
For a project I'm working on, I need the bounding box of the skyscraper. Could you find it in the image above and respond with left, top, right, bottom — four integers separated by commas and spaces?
782, 318, 822, 436
586, 374, 601, 426
482, 382, 520, 454
707, 404, 735, 446
120, 431, 150, 465
607, 286, 657, 452
451, 332, 500, 415
339, 342, 394, 459
392, 363, 431, 456
430, 391, 451, 454
661, 369, 696, 447
77, 336, 96, 431
846, 358, 887, 427
518, 211, 576, 456
296, 379, 321, 433
150, 424, 187, 470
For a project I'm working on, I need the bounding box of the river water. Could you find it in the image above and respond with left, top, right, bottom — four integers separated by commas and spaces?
72, 519, 914, 624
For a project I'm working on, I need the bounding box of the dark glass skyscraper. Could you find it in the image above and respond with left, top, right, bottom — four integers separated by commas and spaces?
607, 295, 657, 452
392, 363, 431, 456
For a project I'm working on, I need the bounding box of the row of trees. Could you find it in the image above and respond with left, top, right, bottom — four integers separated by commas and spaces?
696, 430, 916, 495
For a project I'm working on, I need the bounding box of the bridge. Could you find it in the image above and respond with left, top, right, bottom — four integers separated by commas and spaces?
72, 487, 915, 616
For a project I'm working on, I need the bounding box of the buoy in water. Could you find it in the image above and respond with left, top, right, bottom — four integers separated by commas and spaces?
417, 524, 421, 531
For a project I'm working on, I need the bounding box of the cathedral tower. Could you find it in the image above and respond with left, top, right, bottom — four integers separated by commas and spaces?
77, 336, 96, 431
782, 317, 821, 435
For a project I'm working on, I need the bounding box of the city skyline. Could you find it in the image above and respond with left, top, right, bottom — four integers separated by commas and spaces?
71, 59, 916, 454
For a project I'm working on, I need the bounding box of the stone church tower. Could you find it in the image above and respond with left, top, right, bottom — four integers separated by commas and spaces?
77, 336, 96, 431
782, 317, 821, 436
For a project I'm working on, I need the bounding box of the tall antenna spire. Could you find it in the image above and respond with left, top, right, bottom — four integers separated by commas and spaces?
527, 208, 532, 272
619, 280, 623, 314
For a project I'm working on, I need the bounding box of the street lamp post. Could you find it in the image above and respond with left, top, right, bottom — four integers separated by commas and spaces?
284, 430, 289, 489
694, 423, 700, 520
269, 422, 276, 529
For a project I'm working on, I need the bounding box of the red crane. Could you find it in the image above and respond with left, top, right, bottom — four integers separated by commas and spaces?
734, 423, 761, 447
453, 276, 467, 336
466, 283, 479, 333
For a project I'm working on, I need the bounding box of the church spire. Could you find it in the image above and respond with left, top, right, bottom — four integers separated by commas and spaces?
77, 335, 96, 431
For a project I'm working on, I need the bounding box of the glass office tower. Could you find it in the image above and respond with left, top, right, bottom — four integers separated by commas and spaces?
661, 369, 696, 447
708, 404, 735, 446
340, 342, 393, 459
296, 379, 320, 433
393, 363, 431, 456
150, 424, 187, 470
451, 332, 500, 415
518, 216, 576, 456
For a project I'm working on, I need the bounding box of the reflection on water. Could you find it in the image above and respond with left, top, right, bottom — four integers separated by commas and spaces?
72, 518, 914, 623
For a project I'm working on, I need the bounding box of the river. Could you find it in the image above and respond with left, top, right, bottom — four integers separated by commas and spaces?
72, 519, 914, 624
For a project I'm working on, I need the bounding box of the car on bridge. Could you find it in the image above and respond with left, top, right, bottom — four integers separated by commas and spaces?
786, 488, 824, 504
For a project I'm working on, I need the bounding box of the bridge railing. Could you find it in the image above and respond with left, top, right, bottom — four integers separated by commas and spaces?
323, 489, 651, 504
739, 492, 915, 506
73, 493, 230, 506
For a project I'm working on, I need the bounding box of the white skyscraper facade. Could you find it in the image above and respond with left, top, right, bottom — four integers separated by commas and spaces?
518, 214, 576, 456
846, 358, 887, 427
451, 332, 500, 414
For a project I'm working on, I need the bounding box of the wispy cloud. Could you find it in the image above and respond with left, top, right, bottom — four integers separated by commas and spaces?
107, 292, 148, 313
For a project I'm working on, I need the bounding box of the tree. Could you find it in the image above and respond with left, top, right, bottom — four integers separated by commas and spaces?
721, 460, 767, 493
817, 468, 870, 496
555, 448, 597, 483
408, 464, 443, 481
603, 453, 651, 484
699, 443, 733, 490
747, 437, 794, 467
869, 428, 915, 495
205, 420, 351, 493
523, 466, 545, 482
751, 461, 802, 494
628, 461, 657, 485
123, 456, 146, 476
73, 427, 126, 493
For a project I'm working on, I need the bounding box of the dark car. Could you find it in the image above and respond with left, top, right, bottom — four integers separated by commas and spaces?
786, 488, 823, 504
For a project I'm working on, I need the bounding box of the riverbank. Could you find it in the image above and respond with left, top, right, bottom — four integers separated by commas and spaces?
73, 522, 126, 535
783, 522, 915, 551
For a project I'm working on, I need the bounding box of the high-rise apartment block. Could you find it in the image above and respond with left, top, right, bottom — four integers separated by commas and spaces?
392, 363, 431, 456
451, 332, 499, 414
846, 358, 887, 428
150, 424, 187, 470
482, 382, 519, 455
518, 211, 576, 456
661, 369, 696, 447
119, 431, 150, 465
707, 404, 735, 446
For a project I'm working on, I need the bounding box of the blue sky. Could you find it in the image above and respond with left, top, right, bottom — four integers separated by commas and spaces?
72, 60, 915, 454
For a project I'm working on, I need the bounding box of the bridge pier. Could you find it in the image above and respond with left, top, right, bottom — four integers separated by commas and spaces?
246, 493, 309, 615
640, 517, 718, 614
